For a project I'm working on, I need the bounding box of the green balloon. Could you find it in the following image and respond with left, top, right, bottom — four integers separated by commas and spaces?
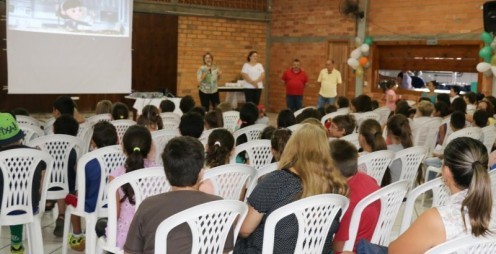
479, 46, 493, 59
364, 37, 373, 45
481, 32, 493, 44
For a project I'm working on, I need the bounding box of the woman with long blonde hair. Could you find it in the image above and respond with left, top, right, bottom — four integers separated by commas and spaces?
235, 123, 348, 254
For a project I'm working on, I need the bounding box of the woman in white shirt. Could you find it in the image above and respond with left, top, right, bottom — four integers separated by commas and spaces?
241, 51, 265, 105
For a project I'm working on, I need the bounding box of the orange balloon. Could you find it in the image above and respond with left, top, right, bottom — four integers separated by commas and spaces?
359, 57, 368, 67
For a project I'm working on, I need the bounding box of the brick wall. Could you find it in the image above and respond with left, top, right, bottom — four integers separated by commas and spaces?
177, 16, 267, 103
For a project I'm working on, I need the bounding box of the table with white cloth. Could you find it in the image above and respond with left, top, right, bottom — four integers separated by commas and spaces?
125, 96, 182, 116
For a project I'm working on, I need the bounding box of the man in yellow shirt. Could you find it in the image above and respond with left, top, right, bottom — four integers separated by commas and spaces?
317, 59, 342, 109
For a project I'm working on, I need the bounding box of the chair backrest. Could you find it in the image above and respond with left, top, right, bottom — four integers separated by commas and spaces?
358, 150, 395, 186
395, 146, 427, 190
105, 167, 171, 250
160, 112, 181, 131
222, 111, 240, 133
482, 125, 496, 154
155, 200, 248, 254
293, 106, 316, 117
151, 129, 181, 165
0, 149, 53, 225
262, 194, 349, 254
424, 233, 496, 254
353, 112, 380, 128
490, 170, 496, 197
337, 107, 350, 114
231, 140, 273, 170
287, 123, 303, 132
233, 124, 267, 143
412, 117, 442, 153
245, 162, 279, 199
28, 134, 85, 200
399, 178, 450, 234
343, 180, 409, 251
202, 164, 256, 200
16, 115, 41, 127
373, 107, 392, 126
75, 145, 127, 216
18, 123, 44, 144
110, 119, 136, 143
321, 111, 346, 125
43, 117, 56, 135
444, 127, 483, 147
86, 114, 112, 126
340, 133, 360, 150
77, 122, 94, 154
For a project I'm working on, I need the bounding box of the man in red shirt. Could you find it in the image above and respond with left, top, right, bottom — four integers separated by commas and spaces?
281, 59, 308, 112
329, 139, 381, 253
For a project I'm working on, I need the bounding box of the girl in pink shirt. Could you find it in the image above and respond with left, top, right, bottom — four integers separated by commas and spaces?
108, 125, 155, 249
383, 80, 399, 111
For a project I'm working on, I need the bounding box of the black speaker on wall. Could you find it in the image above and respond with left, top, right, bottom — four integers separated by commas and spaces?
484, 1, 496, 33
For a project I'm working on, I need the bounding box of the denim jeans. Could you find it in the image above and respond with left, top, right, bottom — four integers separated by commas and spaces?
286, 95, 303, 112
317, 95, 335, 109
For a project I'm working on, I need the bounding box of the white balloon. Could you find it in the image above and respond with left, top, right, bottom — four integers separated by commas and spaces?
476, 62, 491, 73
347, 58, 359, 69
350, 49, 361, 59
355, 37, 363, 46
492, 66, 496, 76
360, 44, 370, 53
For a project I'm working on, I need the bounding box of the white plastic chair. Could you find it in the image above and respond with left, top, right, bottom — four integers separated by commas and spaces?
321, 111, 347, 125
482, 125, 496, 154
490, 170, 496, 196
424, 232, 496, 254
0, 149, 54, 254
155, 200, 248, 254
353, 112, 380, 128
262, 194, 349, 254
43, 117, 56, 135
231, 140, 273, 170
86, 114, 112, 126
16, 115, 42, 127
399, 178, 450, 234
412, 117, 442, 154
395, 146, 427, 190
110, 119, 136, 144
342, 180, 409, 251
18, 123, 44, 144
77, 122, 94, 154
245, 162, 279, 199
293, 106, 317, 117
340, 133, 360, 150
358, 150, 395, 186
98, 167, 172, 254
28, 134, 85, 201
337, 107, 350, 114
373, 106, 392, 126
202, 164, 256, 200
222, 111, 240, 133
62, 145, 126, 254
152, 129, 181, 165
160, 112, 181, 131
287, 123, 303, 132
233, 124, 267, 143
443, 127, 483, 147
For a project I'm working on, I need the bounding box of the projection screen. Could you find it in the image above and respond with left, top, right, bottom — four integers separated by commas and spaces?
6, 0, 133, 94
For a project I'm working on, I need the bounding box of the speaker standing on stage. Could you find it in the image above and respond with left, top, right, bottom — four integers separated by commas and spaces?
241, 51, 265, 105
282, 59, 308, 112
197, 52, 222, 110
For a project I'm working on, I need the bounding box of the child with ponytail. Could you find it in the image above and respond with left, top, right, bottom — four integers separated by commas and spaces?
108, 125, 155, 249
199, 129, 235, 195
386, 114, 413, 183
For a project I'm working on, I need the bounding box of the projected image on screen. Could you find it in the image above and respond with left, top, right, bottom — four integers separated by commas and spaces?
8, 0, 131, 36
